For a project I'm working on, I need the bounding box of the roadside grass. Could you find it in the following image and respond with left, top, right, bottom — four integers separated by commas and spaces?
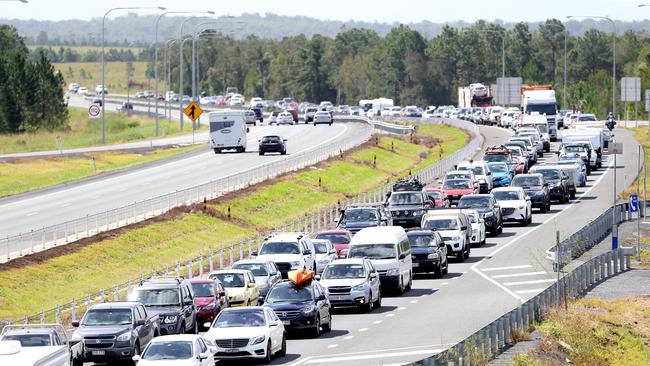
518, 296, 650, 366
0, 213, 254, 320
55, 61, 153, 95
0, 145, 205, 198
620, 127, 649, 200
0, 123, 467, 321
0, 107, 205, 154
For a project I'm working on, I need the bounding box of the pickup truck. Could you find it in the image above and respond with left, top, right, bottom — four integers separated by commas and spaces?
0, 324, 73, 366
71, 302, 159, 366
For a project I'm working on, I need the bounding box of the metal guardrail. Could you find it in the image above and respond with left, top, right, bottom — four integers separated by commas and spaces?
4, 117, 481, 326
413, 203, 634, 366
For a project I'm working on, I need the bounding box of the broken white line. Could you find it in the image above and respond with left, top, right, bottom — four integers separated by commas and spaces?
503, 279, 557, 286
481, 265, 533, 272
491, 271, 547, 279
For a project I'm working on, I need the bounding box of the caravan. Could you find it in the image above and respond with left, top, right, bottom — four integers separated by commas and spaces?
209, 110, 249, 154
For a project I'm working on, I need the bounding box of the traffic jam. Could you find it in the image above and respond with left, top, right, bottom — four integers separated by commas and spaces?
0, 111, 611, 366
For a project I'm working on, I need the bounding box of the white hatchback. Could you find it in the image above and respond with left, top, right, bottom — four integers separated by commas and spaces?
134, 334, 215, 366
276, 112, 294, 125
491, 187, 532, 226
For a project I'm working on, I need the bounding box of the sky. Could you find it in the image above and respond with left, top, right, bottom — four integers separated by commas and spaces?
1, 0, 648, 23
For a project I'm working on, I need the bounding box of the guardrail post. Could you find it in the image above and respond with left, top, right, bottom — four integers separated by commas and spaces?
619, 249, 626, 271
229, 244, 234, 265
71, 299, 77, 323
505, 313, 512, 344
311, 212, 315, 233
100, 288, 105, 303
40, 310, 44, 324
607, 251, 613, 276
29, 230, 34, 254
529, 298, 537, 322
239, 241, 244, 260
522, 303, 530, 329
516, 307, 523, 330
490, 323, 498, 354
176, 261, 181, 276
164, 265, 169, 276
188, 259, 193, 279
600, 254, 607, 280
199, 255, 204, 277
626, 252, 631, 270
219, 249, 224, 269
86, 294, 91, 308
209, 250, 214, 273
114, 285, 119, 301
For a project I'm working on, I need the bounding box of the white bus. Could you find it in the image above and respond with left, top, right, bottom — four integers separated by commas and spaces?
209, 110, 248, 154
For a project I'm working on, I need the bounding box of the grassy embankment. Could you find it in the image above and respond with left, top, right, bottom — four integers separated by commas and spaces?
620, 127, 649, 200
0, 123, 468, 321
54, 61, 154, 95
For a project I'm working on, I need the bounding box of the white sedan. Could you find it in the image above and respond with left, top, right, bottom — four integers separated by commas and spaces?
492, 187, 532, 226
204, 307, 286, 364
463, 209, 486, 246
276, 112, 294, 125
133, 334, 215, 365
312, 238, 337, 274
313, 110, 333, 125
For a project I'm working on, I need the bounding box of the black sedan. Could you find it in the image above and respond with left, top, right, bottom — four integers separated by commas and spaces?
259, 135, 287, 156
406, 229, 448, 278
511, 174, 551, 213
458, 194, 503, 237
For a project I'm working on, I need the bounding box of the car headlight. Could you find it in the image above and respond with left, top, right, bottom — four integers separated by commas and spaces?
478, 179, 486, 183
352, 283, 366, 291
302, 305, 315, 314
386, 268, 399, 276
250, 335, 266, 345
203, 302, 216, 311
290, 261, 302, 269
427, 252, 439, 259
518, 205, 525, 210
484, 212, 494, 218
318, 257, 329, 264
71, 332, 82, 341
452, 236, 461, 241
116, 332, 131, 342
412, 210, 423, 216
163, 315, 178, 324
535, 191, 546, 196
233, 293, 245, 301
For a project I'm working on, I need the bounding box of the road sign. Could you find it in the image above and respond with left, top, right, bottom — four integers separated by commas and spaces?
88, 104, 101, 119
621, 77, 641, 102
645, 90, 650, 112
183, 101, 203, 122
630, 194, 639, 212
610, 142, 623, 154
495, 77, 523, 105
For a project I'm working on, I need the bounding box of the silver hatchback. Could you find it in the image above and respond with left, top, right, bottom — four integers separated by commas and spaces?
318, 258, 382, 312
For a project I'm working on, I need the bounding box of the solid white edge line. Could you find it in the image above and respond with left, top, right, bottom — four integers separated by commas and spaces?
491, 271, 548, 279
470, 153, 615, 302
503, 279, 557, 286
481, 264, 533, 272
304, 349, 445, 364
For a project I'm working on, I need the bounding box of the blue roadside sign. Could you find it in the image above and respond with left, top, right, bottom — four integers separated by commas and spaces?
629, 194, 639, 212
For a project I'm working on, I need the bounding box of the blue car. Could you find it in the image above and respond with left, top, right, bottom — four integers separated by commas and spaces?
488, 162, 513, 188
556, 158, 587, 187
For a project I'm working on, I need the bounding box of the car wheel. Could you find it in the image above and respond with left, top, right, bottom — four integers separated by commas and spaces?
373, 291, 382, 308
570, 190, 576, 199
130, 343, 141, 366
434, 263, 443, 279
263, 341, 273, 364
322, 313, 332, 332
541, 203, 548, 213
520, 217, 528, 227
277, 334, 287, 357
497, 224, 503, 235
396, 277, 404, 295
362, 292, 373, 312
281, 149, 286, 155
259, 151, 264, 156
312, 315, 321, 337
405, 273, 413, 291
442, 259, 449, 275
193, 319, 198, 334
464, 243, 471, 259
72, 358, 83, 366
457, 249, 465, 263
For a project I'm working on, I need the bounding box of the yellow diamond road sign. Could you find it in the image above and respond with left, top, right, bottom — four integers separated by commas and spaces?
183, 101, 203, 122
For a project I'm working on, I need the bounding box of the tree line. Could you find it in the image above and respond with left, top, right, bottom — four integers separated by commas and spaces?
0, 25, 68, 133
30, 46, 146, 63
161, 19, 649, 118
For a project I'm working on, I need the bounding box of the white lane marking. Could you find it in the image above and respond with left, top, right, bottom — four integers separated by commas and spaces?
328, 344, 338, 349
409, 300, 418, 304
60, 202, 71, 208
358, 328, 368, 332
451, 277, 459, 280
491, 271, 548, 279
373, 320, 383, 324
385, 313, 395, 318
471, 155, 615, 302
304, 349, 445, 364
91, 195, 100, 199
26, 211, 39, 217
515, 288, 549, 294
441, 282, 449, 285
343, 336, 354, 340
481, 265, 533, 272
398, 307, 407, 310
503, 279, 557, 286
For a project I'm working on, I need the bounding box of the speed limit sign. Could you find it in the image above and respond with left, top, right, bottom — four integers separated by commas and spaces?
88, 104, 101, 119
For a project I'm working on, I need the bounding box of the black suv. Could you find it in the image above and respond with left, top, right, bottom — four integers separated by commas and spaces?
531, 167, 571, 203
337, 206, 392, 235
250, 107, 264, 123
511, 174, 551, 212
264, 279, 332, 337
406, 229, 448, 278
385, 178, 433, 228
71, 302, 159, 366
127, 278, 198, 335
259, 135, 287, 155
458, 194, 503, 236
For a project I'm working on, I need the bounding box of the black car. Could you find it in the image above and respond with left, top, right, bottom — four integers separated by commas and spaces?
71, 302, 159, 366
458, 194, 503, 236
511, 174, 551, 212
264, 279, 332, 337
127, 278, 198, 335
250, 107, 264, 123
259, 135, 287, 156
386, 179, 433, 228
92, 98, 103, 106
336, 206, 391, 235
406, 229, 448, 278
531, 167, 571, 203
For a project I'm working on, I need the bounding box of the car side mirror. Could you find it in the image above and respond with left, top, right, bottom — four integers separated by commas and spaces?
487, 172, 491, 176
315, 274, 321, 281
399, 253, 406, 260
284, 139, 287, 142
461, 226, 468, 231
248, 283, 256, 288
303, 249, 312, 255
525, 196, 531, 201
270, 320, 280, 327
136, 319, 146, 326
246, 128, 250, 133
251, 251, 258, 256
370, 273, 378, 279
199, 352, 209, 361
132, 355, 142, 362
184, 299, 193, 306
219, 291, 226, 297
329, 249, 337, 254
71, 321, 80, 327
543, 183, 549, 187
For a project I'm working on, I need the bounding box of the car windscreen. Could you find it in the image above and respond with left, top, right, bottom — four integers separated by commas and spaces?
459, 196, 491, 208
2, 334, 52, 347
260, 242, 300, 255
512, 176, 543, 187
493, 191, 521, 201
128, 288, 180, 306
82, 309, 133, 326
534, 169, 560, 181
316, 233, 349, 244
536, 124, 549, 133
142, 341, 193, 360
262, 136, 281, 143
313, 242, 328, 254
407, 234, 436, 247
564, 145, 585, 153
342, 209, 378, 223
348, 244, 396, 260
508, 148, 522, 156
232, 263, 268, 276
209, 273, 246, 288
426, 191, 441, 199
422, 218, 459, 230
483, 154, 507, 163
322, 264, 365, 279
525, 104, 556, 115
191, 283, 215, 297
213, 310, 266, 328
489, 164, 508, 173
446, 173, 470, 180
443, 180, 471, 189
265, 285, 313, 303
509, 139, 531, 147
578, 115, 596, 121
388, 192, 424, 205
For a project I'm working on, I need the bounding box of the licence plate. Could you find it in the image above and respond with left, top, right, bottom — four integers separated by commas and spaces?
225, 348, 241, 353
332, 295, 346, 300
282, 320, 291, 325
91, 350, 105, 356
412, 263, 419, 267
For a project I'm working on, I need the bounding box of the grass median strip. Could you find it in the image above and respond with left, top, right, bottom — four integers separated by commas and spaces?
0, 145, 205, 198
0, 123, 467, 321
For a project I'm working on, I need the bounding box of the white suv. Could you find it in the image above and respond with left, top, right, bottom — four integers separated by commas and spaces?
253, 233, 316, 277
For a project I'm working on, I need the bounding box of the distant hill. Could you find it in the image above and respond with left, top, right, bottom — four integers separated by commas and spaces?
2, 13, 649, 45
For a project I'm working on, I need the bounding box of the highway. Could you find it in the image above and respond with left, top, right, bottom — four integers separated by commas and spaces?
0, 104, 371, 239
259, 125, 639, 366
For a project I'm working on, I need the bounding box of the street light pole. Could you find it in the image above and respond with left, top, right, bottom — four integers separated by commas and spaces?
545, 24, 568, 110
101, 6, 165, 144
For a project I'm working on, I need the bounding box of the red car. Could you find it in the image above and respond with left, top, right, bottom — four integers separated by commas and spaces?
190, 279, 229, 330
286, 108, 299, 123
423, 187, 449, 208
441, 178, 478, 206
316, 229, 352, 258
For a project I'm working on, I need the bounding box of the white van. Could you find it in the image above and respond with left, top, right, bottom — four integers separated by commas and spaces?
209, 110, 248, 154
347, 226, 413, 294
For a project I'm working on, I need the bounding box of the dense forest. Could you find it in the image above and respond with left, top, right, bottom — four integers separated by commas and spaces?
154, 19, 649, 118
